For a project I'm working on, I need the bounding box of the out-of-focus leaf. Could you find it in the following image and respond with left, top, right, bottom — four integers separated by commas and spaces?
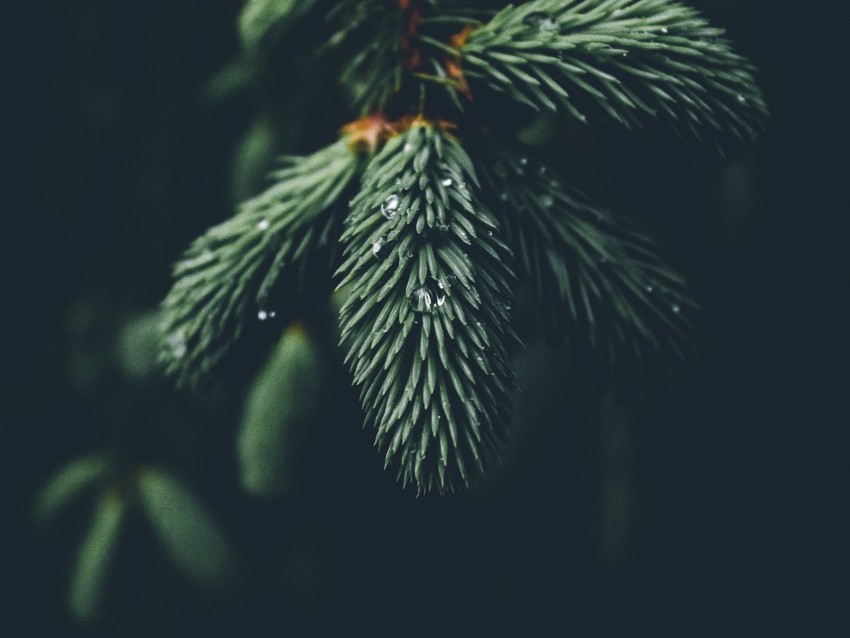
137, 469, 236, 589
238, 0, 318, 56
118, 311, 162, 380
35, 454, 111, 524
69, 493, 126, 621
237, 322, 321, 497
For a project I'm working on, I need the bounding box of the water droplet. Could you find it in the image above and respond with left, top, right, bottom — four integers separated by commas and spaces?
671, 304, 681, 314
540, 194, 554, 208
645, 285, 655, 294
372, 237, 386, 259
256, 219, 269, 231
381, 194, 400, 220
660, 27, 668, 34
499, 192, 509, 202
442, 177, 453, 187
258, 310, 276, 321
168, 332, 186, 359
519, 157, 529, 166
737, 94, 747, 104
409, 278, 447, 314
403, 143, 413, 153
523, 12, 557, 32
475, 354, 493, 375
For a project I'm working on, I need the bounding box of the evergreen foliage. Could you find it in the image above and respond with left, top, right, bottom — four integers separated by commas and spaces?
160, 138, 362, 388
471, 133, 698, 385
338, 122, 515, 492
456, 0, 767, 153
158, 0, 766, 493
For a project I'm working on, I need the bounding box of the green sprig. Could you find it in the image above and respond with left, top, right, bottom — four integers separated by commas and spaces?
338, 123, 516, 493
159, 137, 362, 388
473, 133, 698, 385
461, 0, 768, 153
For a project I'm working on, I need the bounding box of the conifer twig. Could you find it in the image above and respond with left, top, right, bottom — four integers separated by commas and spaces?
459, 0, 768, 152
159, 137, 362, 388
473, 134, 698, 386
338, 122, 516, 493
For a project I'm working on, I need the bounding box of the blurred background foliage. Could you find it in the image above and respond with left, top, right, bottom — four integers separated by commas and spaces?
5, 0, 849, 636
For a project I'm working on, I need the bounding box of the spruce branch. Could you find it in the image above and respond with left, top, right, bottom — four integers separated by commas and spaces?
473, 134, 698, 386
459, 0, 767, 152
338, 122, 516, 493
159, 135, 363, 388
327, 0, 414, 114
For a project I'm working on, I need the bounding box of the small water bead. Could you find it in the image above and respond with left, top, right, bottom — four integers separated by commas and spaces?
258, 310, 277, 321
409, 279, 447, 314
256, 219, 270, 231
519, 157, 529, 166
381, 194, 400, 219
660, 27, 668, 34
540, 194, 554, 208
671, 304, 681, 314
737, 94, 747, 104
523, 12, 557, 32
442, 177, 453, 187
645, 284, 656, 294
372, 237, 386, 259
475, 353, 494, 375
403, 143, 414, 153
499, 192, 509, 202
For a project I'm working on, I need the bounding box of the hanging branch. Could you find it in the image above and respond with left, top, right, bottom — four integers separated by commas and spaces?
159, 135, 363, 388
455, 0, 767, 152
156, 0, 766, 492
473, 133, 698, 386
338, 121, 516, 493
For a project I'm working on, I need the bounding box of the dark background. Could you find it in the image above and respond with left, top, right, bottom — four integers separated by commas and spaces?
6, 1, 849, 636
